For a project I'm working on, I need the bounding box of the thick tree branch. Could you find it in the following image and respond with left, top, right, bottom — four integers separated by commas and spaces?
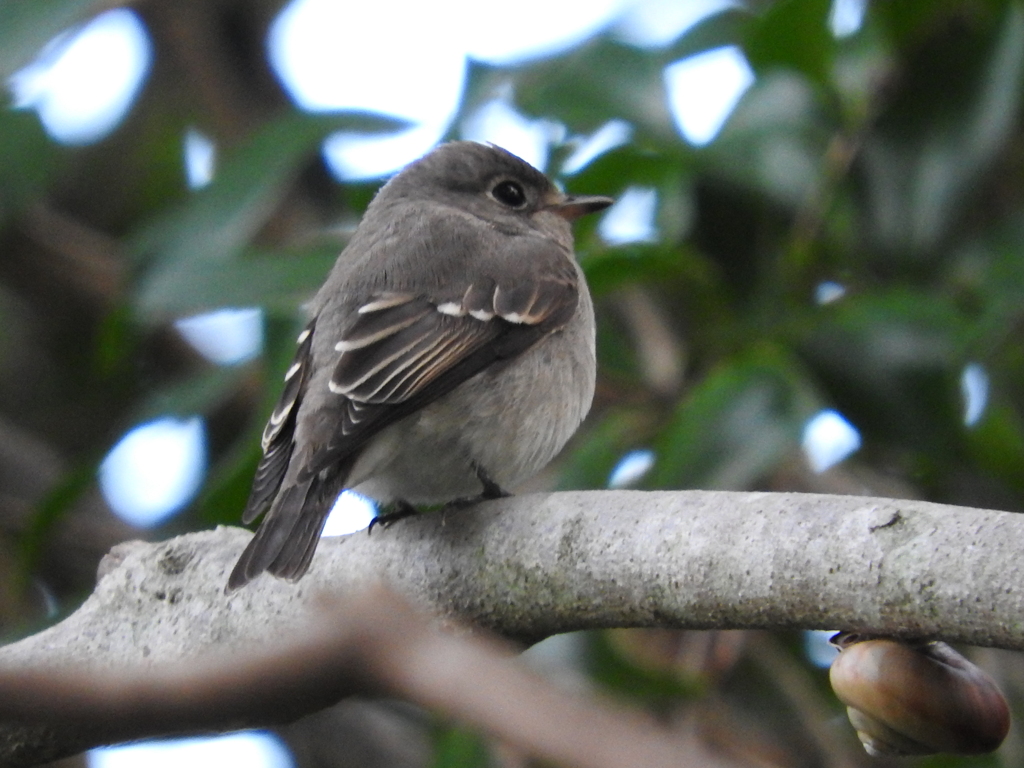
0, 489, 1021, 763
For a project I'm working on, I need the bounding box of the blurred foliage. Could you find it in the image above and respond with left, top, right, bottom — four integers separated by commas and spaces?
429, 723, 490, 768
3, 0, 1024, 767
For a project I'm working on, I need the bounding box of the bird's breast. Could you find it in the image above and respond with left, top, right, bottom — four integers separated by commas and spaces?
349, 292, 596, 504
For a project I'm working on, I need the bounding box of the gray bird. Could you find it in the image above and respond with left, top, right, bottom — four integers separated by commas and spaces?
227, 141, 612, 591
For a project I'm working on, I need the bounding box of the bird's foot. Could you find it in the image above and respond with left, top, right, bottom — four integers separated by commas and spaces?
368, 499, 419, 534
475, 463, 512, 500
443, 464, 513, 510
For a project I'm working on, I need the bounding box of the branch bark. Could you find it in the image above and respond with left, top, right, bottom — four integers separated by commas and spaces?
0, 489, 1021, 764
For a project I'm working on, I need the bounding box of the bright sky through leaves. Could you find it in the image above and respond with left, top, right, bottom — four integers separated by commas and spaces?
98, 417, 206, 528
801, 409, 862, 473
664, 46, 755, 145
599, 187, 659, 244
961, 363, 990, 427
184, 127, 217, 189
88, 732, 293, 768
607, 449, 656, 488
9, 9, 151, 144
175, 308, 264, 366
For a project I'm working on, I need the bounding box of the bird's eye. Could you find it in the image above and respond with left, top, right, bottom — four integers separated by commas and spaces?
491, 180, 528, 209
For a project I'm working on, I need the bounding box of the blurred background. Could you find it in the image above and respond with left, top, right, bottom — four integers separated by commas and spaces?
3, 0, 1024, 766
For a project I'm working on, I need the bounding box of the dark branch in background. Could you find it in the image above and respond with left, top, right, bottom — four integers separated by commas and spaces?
20, 203, 124, 301
0, 489, 1022, 763
0, 587, 716, 768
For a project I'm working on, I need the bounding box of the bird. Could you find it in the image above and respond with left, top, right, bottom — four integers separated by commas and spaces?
226, 141, 613, 591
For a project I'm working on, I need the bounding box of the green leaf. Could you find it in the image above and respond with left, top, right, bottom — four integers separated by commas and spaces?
705, 71, 829, 207
17, 464, 95, 589
482, 38, 679, 142
744, 0, 835, 87
582, 243, 694, 298
801, 291, 969, 378
965, 402, 1024, 497
131, 111, 404, 320
649, 348, 819, 489
557, 409, 658, 491
860, 4, 1024, 254
134, 366, 247, 423
798, 291, 968, 449
872, 0, 982, 50
136, 241, 339, 317
197, 436, 262, 526
0, 0, 102, 82
663, 8, 752, 62
569, 144, 685, 196
586, 630, 704, 705
93, 304, 138, 379
430, 723, 490, 768
0, 107, 61, 213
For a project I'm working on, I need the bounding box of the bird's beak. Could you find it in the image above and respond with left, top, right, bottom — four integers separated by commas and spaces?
549, 194, 614, 222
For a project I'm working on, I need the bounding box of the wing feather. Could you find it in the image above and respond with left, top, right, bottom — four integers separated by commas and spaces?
240, 319, 315, 525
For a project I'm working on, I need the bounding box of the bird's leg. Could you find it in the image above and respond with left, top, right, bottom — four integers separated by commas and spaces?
368, 499, 419, 534
443, 463, 513, 510
475, 463, 511, 499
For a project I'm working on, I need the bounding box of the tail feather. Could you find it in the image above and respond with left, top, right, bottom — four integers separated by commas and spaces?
268, 506, 331, 581
226, 483, 310, 592
268, 468, 350, 581
226, 458, 356, 592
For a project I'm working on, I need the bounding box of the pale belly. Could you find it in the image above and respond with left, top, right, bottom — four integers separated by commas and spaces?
348, 322, 595, 504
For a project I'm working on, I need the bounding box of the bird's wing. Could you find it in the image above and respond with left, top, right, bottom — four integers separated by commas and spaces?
241, 319, 315, 524
305, 264, 579, 478
228, 233, 578, 589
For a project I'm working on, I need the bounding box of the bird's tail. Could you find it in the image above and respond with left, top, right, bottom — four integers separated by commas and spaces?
225, 466, 348, 592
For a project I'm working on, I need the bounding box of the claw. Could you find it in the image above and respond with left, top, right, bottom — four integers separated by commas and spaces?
367, 499, 419, 534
